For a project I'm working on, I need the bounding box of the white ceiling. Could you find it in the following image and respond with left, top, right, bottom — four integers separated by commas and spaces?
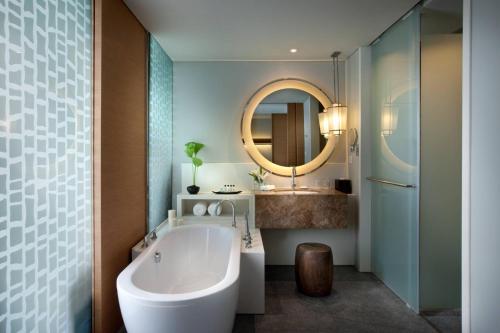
124, 0, 420, 61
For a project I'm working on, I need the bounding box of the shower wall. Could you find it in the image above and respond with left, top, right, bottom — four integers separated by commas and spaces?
420, 33, 462, 310
369, 8, 421, 311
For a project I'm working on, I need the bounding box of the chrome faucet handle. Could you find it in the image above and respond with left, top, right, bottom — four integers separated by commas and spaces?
143, 229, 158, 248
243, 211, 249, 240
243, 210, 252, 244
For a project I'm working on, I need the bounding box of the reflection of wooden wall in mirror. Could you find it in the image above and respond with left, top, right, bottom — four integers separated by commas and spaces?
318, 105, 327, 152
294, 103, 305, 165
272, 114, 287, 165
271, 103, 305, 166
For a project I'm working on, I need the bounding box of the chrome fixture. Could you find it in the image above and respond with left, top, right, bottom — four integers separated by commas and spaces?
153, 251, 161, 264
291, 167, 297, 190
243, 210, 252, 248
216, 200, 237, 228
142, 218, 171, 248
143, 229, 157, 248
367, 177, 416, 188
348, 128, 359, 155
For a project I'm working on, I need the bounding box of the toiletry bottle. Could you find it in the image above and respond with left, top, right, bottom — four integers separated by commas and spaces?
168, 209, 176, 227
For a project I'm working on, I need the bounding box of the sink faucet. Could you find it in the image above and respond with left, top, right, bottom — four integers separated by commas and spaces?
291, 167, 297, 190
216, 200, 237, 228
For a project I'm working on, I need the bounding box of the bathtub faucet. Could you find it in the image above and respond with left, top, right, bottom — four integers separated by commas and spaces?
216, 200, 237, 228
243, 210, 252, 248
143, 229, 157, 248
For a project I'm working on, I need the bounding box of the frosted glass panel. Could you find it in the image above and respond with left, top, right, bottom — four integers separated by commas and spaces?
0, 0, 93, 331
370, 8, 420, 310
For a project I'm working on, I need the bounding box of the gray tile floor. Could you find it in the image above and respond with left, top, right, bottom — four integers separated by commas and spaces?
233, 266, 438, 333
422, 310, 461, 333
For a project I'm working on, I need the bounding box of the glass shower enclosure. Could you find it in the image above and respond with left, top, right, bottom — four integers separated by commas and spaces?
369, 8, 420, 310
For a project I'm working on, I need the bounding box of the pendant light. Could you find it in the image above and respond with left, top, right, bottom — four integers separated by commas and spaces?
318, 52, 347, 137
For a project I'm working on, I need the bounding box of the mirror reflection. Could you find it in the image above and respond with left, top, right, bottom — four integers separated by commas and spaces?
250, 89, 327, 167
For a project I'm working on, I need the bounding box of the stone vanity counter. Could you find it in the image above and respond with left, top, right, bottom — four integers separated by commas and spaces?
255, 189, 348, 229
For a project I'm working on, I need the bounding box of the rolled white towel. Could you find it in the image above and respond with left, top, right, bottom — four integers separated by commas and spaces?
208, 202, 222, 216
193, 201, 207, 216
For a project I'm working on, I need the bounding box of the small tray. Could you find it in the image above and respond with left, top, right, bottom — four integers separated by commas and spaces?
212, 190, 242, 195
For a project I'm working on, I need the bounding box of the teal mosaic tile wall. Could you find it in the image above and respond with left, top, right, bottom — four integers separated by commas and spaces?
148, 36, 173, 231
0, 0, 93, 332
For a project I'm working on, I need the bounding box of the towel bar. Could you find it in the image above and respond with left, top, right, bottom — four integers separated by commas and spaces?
367, 177, 417, 188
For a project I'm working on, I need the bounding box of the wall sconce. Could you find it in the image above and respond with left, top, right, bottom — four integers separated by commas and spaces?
381, 102, 398, 136
348, 128, 359, 155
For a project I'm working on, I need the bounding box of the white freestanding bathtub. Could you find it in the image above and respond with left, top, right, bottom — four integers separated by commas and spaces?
117, 224, 241, 333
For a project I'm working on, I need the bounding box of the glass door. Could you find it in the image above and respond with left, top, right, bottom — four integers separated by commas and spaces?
370, 8, 420, 310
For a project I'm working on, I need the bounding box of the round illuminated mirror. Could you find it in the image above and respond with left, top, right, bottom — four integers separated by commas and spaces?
241, 79, 336, 177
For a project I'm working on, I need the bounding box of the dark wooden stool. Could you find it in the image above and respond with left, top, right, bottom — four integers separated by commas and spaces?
295, 243, 333, 297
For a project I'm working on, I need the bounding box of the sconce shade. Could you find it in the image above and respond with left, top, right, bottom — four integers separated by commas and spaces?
318, 111, 330, 138
327, 103, 347, 136
381, 102, 398, 136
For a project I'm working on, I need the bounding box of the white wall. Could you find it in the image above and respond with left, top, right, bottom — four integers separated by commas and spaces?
173, 61, 356, 265
465, 0, 500, 331
346, 47, 372, 272
172, 61, 346, 198
262, 229, 356, 266
420, 34, 462, 310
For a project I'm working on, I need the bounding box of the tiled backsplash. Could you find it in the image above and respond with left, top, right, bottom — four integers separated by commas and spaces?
148, 36, 173, 232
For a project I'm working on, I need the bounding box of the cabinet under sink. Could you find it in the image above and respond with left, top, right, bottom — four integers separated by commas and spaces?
255, 189, 348, 229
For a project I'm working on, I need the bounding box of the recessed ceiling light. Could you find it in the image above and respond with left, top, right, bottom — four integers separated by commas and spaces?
290, 48, 298, 53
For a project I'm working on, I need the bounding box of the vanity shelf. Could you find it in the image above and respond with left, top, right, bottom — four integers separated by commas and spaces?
176, 193, 256, 228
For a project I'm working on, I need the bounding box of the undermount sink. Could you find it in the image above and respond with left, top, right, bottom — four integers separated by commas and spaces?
273, 188, 319, 194
274, 190, 319, 195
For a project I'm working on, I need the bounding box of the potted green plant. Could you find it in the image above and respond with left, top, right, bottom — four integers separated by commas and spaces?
185, 141, 204, 194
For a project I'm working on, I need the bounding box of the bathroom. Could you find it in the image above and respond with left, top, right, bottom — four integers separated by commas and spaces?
1, 0, 500, 332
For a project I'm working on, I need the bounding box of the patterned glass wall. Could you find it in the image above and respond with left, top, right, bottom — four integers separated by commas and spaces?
148, 36, 173, 231
0, 0, 93, 332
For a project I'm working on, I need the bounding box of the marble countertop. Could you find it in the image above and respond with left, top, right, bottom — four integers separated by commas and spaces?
254, 188, 348, 196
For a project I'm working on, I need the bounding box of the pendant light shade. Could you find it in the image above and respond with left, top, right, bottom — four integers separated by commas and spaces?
327, 103, 348, 136
318, 51, 347, 136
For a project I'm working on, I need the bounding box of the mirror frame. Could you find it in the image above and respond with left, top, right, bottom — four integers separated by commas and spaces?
241, 78, 335, 177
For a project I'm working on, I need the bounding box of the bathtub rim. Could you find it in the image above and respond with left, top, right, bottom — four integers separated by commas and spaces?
116, 224, 241, 305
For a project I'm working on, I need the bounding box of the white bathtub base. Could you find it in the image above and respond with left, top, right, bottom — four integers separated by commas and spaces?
238, 228, 265, 314
119, 280, 239, 333
117, 225, 241, 333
